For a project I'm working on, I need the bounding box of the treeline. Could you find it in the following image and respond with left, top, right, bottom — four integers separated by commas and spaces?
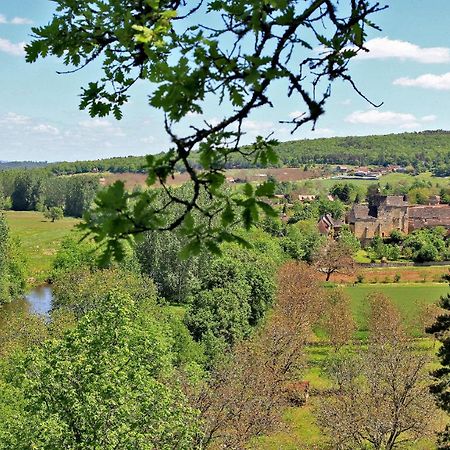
38, 130, 450, 176
5, 130, 450, 177
48, 155, 149, 175
269, 130, 450, 172
0, 161, 48, 171
0, 169, 99, 217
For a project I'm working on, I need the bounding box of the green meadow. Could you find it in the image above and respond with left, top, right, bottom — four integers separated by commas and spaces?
4, 211, 79, 281
345, 283, 449, 338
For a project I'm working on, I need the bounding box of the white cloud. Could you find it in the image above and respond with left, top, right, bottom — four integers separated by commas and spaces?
346, 110, 417, 126
141, 136, 155, 144
358, 37, 450, 64
242, 119, 274, 133
0, 14, 33, 25
393, 72, 450, 91
78, 118, 125, 137
341, 99, 352, 106
32, 124, 59, 135
0, 38, 25, 56
10, 17, 33, 25
0, 112, 30, 125
399, 122, 421, 130
79, 118, 114, 129
346, 109, 438, 128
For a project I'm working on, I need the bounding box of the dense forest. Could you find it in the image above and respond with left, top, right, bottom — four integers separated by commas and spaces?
0, 169, 99, 218
41, 130, 450, 175
4, 131, 450, 176
268, 130, 450, 172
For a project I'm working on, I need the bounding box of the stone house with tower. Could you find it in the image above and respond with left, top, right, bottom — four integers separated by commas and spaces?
345, 194, 450, 243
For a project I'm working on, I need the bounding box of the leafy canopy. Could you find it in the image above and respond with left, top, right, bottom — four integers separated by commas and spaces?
26, 0, 385, 259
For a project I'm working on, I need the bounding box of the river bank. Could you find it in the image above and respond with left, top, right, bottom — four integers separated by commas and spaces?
1, 285, 53, 319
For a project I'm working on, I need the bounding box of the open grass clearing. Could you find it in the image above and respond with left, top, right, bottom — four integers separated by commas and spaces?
344, 283, 449, 338
4, 211, 79, 282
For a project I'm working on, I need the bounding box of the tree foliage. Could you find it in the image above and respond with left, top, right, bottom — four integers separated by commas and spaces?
26, 0, 386, 258
0, 292, 200, 449
43, 206, 64, 222
0, 214, 26, 304
185, 241, 278, 363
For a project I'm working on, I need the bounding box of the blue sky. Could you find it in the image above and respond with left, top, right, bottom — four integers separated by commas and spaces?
1, 1, 450, 162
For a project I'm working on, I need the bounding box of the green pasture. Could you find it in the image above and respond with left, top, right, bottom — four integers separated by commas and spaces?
345, 283, 449, 338
4, 211, 79, 281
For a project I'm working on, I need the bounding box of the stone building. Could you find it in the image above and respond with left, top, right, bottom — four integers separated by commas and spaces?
408, 205, 450, 232
318, 213, 344, 236
321, 195, 450, 242
347, 195, 409, 242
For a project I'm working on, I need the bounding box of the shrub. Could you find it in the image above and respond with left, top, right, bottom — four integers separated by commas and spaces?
43, 206, 64, 222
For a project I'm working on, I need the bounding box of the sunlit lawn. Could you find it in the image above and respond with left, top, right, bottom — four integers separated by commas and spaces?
4, 211, 79, 282
345, 283, 449, 339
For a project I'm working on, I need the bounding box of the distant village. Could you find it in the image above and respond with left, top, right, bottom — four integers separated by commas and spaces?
254, 164, 450, 244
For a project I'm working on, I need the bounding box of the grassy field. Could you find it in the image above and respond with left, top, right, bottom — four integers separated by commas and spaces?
345, 283, 449, 338
5, 211, 79, 282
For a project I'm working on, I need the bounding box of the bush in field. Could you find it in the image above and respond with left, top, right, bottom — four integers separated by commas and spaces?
43, 206, 64, 222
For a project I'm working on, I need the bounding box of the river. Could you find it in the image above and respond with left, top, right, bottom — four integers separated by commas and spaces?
1, 285, 54, 318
